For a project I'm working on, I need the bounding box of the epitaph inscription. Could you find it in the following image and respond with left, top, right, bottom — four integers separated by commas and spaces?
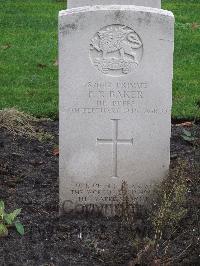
90, 24, 143, 76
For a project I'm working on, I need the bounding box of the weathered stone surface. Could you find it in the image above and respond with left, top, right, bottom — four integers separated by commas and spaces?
59, 5, 174, 215
68, 0, 161, 9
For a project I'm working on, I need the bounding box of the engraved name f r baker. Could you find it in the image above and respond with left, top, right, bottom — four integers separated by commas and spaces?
90, 24, 143, 76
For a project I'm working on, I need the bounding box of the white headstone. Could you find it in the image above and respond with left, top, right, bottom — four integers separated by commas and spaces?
68, 0, 161, 9
59, 5, 174, 216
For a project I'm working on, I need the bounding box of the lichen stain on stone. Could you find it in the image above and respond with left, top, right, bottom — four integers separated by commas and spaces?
136, 12, 152, 26
141, 12, 152, 26
77, 13, 87, 31
105, 10, 125, 23
67, 23, 77, 31
114, 10, 125, 21
59, 22, 78, 35
60, 12, 87, 35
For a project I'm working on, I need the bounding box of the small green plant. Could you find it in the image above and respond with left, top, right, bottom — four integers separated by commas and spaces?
0, 200, 24, 237
181, 129, 198, 143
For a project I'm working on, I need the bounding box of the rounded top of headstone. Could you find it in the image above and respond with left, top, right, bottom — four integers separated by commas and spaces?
60, 5, 174, 19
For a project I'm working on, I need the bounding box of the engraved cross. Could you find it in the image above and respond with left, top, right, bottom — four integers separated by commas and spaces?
97, 119, 133, 178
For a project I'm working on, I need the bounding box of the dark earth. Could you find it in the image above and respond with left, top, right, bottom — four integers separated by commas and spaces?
0, 121, 199, 266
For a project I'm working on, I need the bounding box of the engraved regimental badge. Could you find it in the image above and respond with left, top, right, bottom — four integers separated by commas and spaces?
90, 24, 143, 76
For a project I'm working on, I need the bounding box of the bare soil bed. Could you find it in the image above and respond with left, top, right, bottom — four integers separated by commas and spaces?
0, 121, 199, 266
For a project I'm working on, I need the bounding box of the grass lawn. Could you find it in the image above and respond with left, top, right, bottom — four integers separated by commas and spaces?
0, 0, 199, 119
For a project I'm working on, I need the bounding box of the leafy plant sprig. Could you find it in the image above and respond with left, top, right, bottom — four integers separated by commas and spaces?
181, 129, 198, 143
0, 200, 24, 237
